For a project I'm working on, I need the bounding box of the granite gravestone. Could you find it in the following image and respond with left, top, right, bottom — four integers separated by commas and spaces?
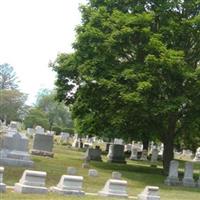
182, 162, 195, 187
107, 144, 126, 164
31, 133, 54, 157
85, 148, 102, 161
0, 122, 33, 167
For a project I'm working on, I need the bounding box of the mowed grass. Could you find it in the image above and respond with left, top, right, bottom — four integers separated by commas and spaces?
1, 144, 200, 200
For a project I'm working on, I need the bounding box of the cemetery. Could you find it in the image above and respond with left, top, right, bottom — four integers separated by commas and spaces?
0, 122, 200, 199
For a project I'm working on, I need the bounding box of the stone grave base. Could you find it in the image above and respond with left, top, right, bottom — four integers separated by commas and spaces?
0, 158, 34, 167
164, 177, 180, 186
51, 187, 85, 195
14, 183, 48, 194
0, 183, 6, 192
182, 178, 196, 187
31, 149, 54, 157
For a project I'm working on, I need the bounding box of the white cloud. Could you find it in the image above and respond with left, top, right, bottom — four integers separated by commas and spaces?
0, 0, 87, 105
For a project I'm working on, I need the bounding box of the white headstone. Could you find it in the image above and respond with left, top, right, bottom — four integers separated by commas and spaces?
130, 146, 138, 160
0, 167, 6, 192
35, 126, 44, 135
112, 171, 122, 180
114, 138, 124, 145
98, 179, 128, 198
193, 147, 200, 162
140, 150, 148, 161
88, 169, 98, 177
151, 148, 158, 163
14, 170, 48, 194
164, 160, 180, 186
138, 186, 160, 200
67, 167, 77, 175
182, 162, 195, 187
51, 175, 85, 195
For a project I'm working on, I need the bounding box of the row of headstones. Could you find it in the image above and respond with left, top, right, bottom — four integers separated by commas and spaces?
0, 166, 160, 199
165, 160, 200, 187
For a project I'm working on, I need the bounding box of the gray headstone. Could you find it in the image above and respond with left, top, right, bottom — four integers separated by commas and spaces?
130, 146, 138, 160
112, 171, 122, 180
182, 162, 195, 187
67, 167, 77, 175
88, 169, 98, 177
107, 144, 126, 164
85, 148, 102, 161
138, 186, 160, 200
0, 167, 6, 192
31, 134, 54, 157
164, 160, 180, 186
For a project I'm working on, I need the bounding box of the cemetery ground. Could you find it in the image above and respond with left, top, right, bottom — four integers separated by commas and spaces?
1, 144, 200, 200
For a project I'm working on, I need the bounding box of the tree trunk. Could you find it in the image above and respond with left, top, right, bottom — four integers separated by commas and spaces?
142, 138, 149, 150
162, 113, 177, 175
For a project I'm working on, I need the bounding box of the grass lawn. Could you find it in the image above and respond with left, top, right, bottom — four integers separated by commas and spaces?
1, 144, 200, 200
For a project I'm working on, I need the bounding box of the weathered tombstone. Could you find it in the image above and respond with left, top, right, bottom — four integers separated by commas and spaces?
164, 160, 180, 186
124, 144, 132, 153
35, 126, 44, 134
151, 148, 159, 163
0, 167, 6, 192
85, 148, 102, 161
114, 138, 124, 145
130, 146, 138, 160
60, 132, 70, 144
88, 169, 98, 177
14, 170, 48, 194
26, 128, 35, 136
51, 175, 85, 195
140, 150, 148, 161
107, 144, 126, 164
67, 167, 77, 175
182, 162, 195, 187
0, 122, 33, 167
98, 179, 128, 198
72, 139, 79, 148
31, 134, 54, 157
112, 171, 122, 180
138, 186, 160, 200
193, 147, 200, 162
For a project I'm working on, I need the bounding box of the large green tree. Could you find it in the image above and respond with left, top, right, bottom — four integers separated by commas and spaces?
52, 0, 200, 173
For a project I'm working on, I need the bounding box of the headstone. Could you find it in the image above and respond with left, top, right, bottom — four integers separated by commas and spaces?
35, 126, 44, 134
140, 150, 148, 161
60, 132, 70, 144
27, 128, 35, 136
72, 139, 79, 148
107, 144, 126, 164
0, 122, 34, 167
193, 147, 200, 162
14, 170, 48, 194
130, 146, 138, 160
182, 162, 195, 187
164, 160, 180, 186
88, 169, 98, 177
98, 179, 128, 198
0, 167, 6, 192
85, 148, 102, 161
51, 175, 85, 195
67, 167, 77, 175
31, 134, 54, 157
124, 144, 132, 153
112, 171, 122, 180
114, 138, 124, 145
138, 186, 160, 200
151, 148, 158, 163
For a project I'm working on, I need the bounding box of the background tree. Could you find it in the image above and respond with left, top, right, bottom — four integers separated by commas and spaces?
0, 63, 18, 89
23, 89, 73, 134
52, 0, 200, 174
0, 89, 27, 123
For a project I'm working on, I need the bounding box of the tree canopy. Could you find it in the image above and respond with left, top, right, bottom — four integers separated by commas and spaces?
52, 0, 200, 173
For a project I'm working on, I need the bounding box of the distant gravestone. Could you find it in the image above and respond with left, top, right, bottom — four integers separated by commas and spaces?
151, 148, 159, 163
182, 162, 195, 187
138, 186, 160, 200
124, 144, 132, 153
14, 170, 47, 194
130, 146, 138, 160
85, 148, 102, 161
107, 144, 126, 164
0, 122, 33, 167
114, 138, 124, 145
140, 150, 148, 161
35, 126, 44, 134
193, 147, 200, 162
164, 160, 180, 186
112, 171, 122, 180
31, 134, 54, 157
27, 128, 35, 136
60, 132, 70, 144
0, 167, 6, 192
67, 167, 77, 175
88, 169, 98, 177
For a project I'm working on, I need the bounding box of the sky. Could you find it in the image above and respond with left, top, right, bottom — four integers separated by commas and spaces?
0, 0, 87, 105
